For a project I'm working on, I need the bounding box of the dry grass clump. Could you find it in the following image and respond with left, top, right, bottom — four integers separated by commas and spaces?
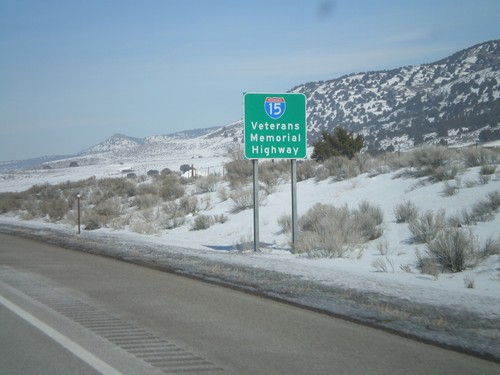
426, 228, 499, 272
191, 213, 228, 231
462, 147, 500, 167
225, 159, 253, 189
394, 146, 461, 182
195, 174, 221, 193
230, 187, 267, 213
259, 160, 290, 194
159, 174, 185, 201
394, 200, 419, 223
314, 156, 361, 182
458, 191, 500, 225
296, 160, 318, 181
408, 209, 446, 244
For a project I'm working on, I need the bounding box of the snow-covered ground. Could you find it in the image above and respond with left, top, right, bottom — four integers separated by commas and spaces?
1, 155, 499, 321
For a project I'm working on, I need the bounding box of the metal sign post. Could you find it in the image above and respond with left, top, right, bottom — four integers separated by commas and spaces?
252, 159, 259, 253
76, 193, 81, 234
291, 159, 298, 252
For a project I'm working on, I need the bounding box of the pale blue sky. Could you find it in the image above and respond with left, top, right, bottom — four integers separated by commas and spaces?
1, 0, 499, 161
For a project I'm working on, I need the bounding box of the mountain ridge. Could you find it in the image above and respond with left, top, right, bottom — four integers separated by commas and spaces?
2, 40, 499, 171
290, 39, 500, 151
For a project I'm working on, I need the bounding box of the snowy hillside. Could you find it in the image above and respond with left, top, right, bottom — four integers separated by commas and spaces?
1, 143, 500, 359
292, 40, 500, 151
1, 148, 499, 305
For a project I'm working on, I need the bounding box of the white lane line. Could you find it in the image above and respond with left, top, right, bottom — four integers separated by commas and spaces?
0, 294, 123, 375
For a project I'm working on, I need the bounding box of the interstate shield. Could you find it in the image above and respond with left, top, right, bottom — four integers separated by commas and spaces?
264, 97, 286, 120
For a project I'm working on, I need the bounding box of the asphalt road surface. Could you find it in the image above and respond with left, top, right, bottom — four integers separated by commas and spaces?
0, 234, 498, 374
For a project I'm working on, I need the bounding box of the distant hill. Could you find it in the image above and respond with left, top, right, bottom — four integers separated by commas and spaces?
0, 154, 74, 172
2, 40, 499, 171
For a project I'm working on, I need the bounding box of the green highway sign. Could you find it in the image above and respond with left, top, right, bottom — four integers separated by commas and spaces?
244, 93, 307, 159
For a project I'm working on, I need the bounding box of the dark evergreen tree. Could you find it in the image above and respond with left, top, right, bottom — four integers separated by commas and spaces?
311, 128, 364, 162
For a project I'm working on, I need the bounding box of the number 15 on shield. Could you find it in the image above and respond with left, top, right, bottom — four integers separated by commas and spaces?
264, 97, 286, 120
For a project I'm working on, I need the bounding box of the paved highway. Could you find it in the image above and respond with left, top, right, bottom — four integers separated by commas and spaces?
0, 234, 498, 374
0, 304, 103, 375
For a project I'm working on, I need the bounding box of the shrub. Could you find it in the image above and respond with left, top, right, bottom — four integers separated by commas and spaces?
376, 240, 389, 255
427, 228, 475, 272
419, 224, 500, 273
277, 213, 292, 234
94, 197, 122, 218
353, 201, 384, 240
195, 174, 220, 193
447, 213, 463, 228
82, 212, 101, 230
295, 230, 348, 258
432, 164, 459, 182
296, 160, 317, 181
45, 199, 68, 221
20, 197, 39, 218
259, 160, 289, 194
136, 183, 158, 196
357, 201, 384, 225
464, 275, 475, 289
96, 178, 136, 199
213, 214, 228, 224
463, 178, 479, 188
462, 147, 500, 167
315, 156, 360, 182
479, 174, 491, 185
415, 249, 440, 278
225, 159, 253, 188
179, 195, 199, 214
407, 146, 452, 170
480, 164, 497, 176
230, 187, 266, 213
190, 214, 227, 230
441, 180, 459, 196
161, 201, 186, 229
132, 193, 161, 210
394, 200, 418, 223
0, 192, 24, 213
372, 257, 394, 273
217, 186, 229, 202
162, 216, 185, 230
131, 221, 158, 234
159, 175, 185, 201
481, 237, 500, 258
161, 168, 172, 175
462, 191, 500, 224
295, 202, 383, 257
191, 214, 213, 230
408, 209, 446, 243
314, 165, 331, 182
353, 152, 375, 174
396, 146, 460, 182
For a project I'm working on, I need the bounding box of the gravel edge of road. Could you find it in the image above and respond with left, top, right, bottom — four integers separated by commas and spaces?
1, 223, 499, 363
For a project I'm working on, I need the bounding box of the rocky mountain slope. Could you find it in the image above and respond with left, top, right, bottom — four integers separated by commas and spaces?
290, 39, 500, 152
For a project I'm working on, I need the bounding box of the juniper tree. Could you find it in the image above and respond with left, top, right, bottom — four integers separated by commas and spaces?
311, 128, 364, 162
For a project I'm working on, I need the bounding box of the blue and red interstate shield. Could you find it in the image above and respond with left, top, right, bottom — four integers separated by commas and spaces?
264, 97, 286, 120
